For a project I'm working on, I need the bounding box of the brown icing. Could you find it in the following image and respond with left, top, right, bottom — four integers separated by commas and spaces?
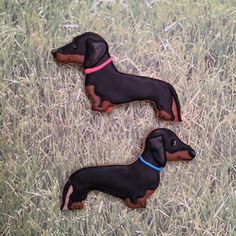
71, 201, 85, 210
166, 150, 192, 161
86, 85, 113, 112
55, 53, 84, 64
125, 190, 154, 208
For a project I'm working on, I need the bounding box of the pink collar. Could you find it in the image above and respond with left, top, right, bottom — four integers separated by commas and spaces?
84, 57, 112, 75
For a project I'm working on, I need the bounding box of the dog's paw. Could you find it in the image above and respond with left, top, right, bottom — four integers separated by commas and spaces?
158, 110, 171, 121
70, 202, 85, 210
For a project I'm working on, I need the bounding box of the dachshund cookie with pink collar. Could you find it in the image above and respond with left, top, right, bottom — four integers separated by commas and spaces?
52, 32, 182, 121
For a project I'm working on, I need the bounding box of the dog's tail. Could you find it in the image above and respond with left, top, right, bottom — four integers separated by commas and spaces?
60, 180, 72, 210
169, 84, 182, 121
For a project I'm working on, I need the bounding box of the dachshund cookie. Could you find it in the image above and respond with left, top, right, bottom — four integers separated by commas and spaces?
60, 128, 196, 210
52, 32, 182, 121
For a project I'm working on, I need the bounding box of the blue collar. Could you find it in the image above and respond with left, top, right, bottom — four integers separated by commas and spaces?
139, 156, 164, 172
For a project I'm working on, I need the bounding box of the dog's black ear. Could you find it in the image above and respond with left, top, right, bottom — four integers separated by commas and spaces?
148, 135, 166, 167
84, 39, 107, 68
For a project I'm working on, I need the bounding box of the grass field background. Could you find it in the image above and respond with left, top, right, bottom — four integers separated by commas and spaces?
1, 0, 236, 235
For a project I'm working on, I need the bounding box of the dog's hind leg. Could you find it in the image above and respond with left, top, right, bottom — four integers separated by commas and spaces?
168, 84, 181, 121
61, 183, 73, 210
61, 183, 87, 210
70, 201, 85, 210
69, 188, 88, 210
153, 86, 181, 121
152, 99, 172, 121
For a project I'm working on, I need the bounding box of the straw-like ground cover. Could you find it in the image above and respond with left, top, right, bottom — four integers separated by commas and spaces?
0, 0, 235, 235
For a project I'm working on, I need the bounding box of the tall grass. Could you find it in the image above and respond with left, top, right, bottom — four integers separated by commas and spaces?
0, 0, 235, 235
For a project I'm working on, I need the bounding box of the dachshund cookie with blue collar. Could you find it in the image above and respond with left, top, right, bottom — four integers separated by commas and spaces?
60, 128, 196, 210
52, 32, 182, 121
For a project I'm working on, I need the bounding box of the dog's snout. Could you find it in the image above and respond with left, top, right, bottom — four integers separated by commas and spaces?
188, 149, 196, 159
51, 48, 58, 58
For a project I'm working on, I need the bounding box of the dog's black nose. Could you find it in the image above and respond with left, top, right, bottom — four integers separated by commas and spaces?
188, 149, 196, 158
51, 49, 57, 58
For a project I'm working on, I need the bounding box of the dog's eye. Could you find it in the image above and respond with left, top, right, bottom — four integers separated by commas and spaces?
73, 43, 78, 49
171, 139, 177, 147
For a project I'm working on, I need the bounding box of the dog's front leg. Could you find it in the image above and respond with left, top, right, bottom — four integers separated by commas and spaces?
125, 197, 146, 208
86, 85, 113, 112
93, 100, 113, 112
125, 190, 154, 208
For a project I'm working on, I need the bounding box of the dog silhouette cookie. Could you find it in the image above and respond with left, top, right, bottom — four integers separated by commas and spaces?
60, 128, 196, 210
52, 32, 182, 121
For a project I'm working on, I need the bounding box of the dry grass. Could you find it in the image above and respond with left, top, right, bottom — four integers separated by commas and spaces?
0, 0, 236, 235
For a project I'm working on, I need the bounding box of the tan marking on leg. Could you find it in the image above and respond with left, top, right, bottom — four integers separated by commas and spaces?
125, 190, 154, 208
100, 100, 113, 112
86, 85, 101, 110
171, 97, 179, 122
156, 96, 179, 121
71, 201, 85, 210
86, 85, 114, 112
62, 185, 73, 210
158, 110, 171, 121
55, 53, 84, 64
105, 106, 113, 113
166, 151, 193, 161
